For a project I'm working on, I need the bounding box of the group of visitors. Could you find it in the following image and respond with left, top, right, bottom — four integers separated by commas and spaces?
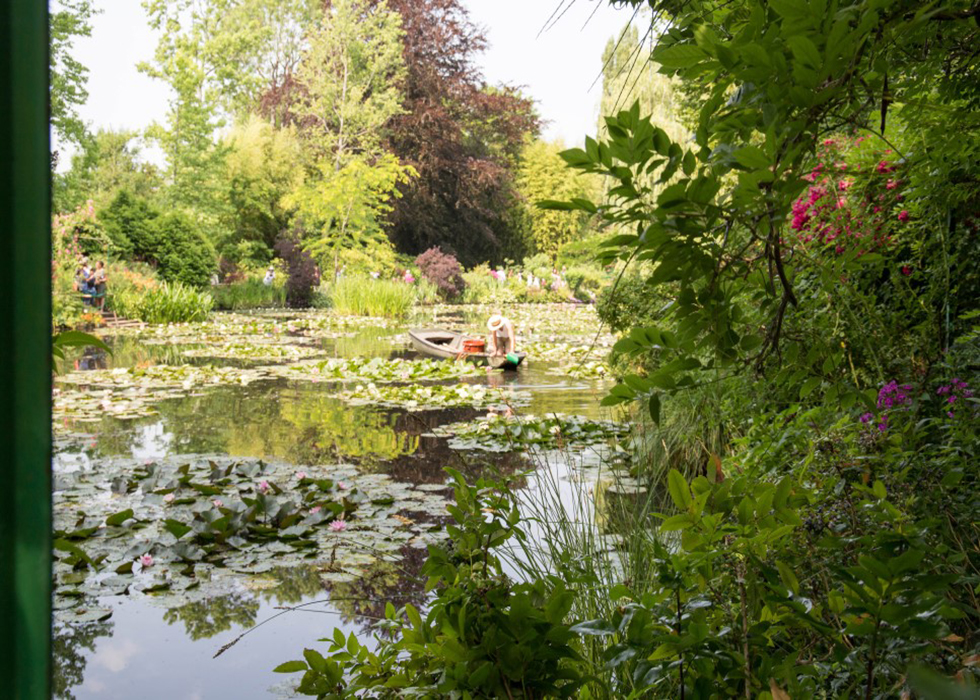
515, 266, 567, 291
73, 258, 108, 308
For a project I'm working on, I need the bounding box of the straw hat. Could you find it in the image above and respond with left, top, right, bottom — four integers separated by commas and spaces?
487, 314, 505, 332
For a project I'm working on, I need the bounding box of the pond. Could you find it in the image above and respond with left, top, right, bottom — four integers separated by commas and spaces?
52, 303, 626, 699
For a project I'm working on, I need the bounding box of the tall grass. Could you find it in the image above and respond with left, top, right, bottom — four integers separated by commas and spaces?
327, 276, 415, 318
113, 281, 213, 323
495, 387, 731, 697
212, 278, 286, 310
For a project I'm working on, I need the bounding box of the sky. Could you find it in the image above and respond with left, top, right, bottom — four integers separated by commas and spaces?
59, 0, 631, 166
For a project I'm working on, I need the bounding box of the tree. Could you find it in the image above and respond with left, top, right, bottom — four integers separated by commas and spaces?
376, 0, 540, 266
514, 139, 595, 258
50, 0, 97, 151
285, 0, 413, 276
221, 116, 304, 263
139, 0, 309, 217
53, 129, 161, 214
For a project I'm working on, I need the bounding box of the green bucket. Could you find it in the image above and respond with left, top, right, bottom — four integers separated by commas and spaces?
505, 352, 520, 365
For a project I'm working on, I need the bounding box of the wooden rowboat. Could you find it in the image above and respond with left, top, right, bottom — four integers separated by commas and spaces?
408, 328, 526, 370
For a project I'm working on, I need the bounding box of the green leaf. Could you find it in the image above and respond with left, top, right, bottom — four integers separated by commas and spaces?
654, 44, 708, 69
164, 519, 192, 539
661, 513, 694, 531
105, 509, 134, 527
776, 561, 800, 594
273, 660, 308, 674
648, 393, 661, 425
570, 619, 616, 636
786, 35, 821, 69
799, 377, 821, 398
667, 470, 692, 511
733, 145, 770, 170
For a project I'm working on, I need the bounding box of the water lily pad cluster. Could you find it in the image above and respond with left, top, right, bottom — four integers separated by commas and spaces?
430, 413, 630, 453
547, 360, 612, 379
341, 382, 531, 411
273, 356, 484, 383
52, 455, 452, 624
54, 365, 273, 430
522, 340, 612, 362
182, 342, 325, 363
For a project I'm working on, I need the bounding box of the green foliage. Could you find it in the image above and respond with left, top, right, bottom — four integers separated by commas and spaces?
52, 330, 111, 374
212, 278, 286, 311
53, 129, 161, 214
286, 0, 412, 275
49, 0, 97, 148
99, 190, 160, 262
112, 281, 214, 324
515, 139, 596, 258
277, 469, 586, 698
326, 277, 414, 318
149, 213, 217, 288
220, 116, 303, 263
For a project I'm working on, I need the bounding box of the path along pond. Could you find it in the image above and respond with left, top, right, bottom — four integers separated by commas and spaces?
52, 303, 639, 699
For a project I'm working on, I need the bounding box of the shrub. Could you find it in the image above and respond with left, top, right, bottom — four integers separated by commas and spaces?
212, 278, 286, 310
461, 264, 517, 304
564, 265, 606, 300
274, 235, 319, 308
100, 190, 160, 261
415, 247, 466, 300
327, 277, 414, 318
149, 213, 217, 288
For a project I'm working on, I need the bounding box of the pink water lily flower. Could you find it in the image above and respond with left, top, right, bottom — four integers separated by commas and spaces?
329, 520, 347, 532
212, 499, 223, 508
336, 481, 347, 491
297, 471, 308, 481
309, 506, 321, 515
258, 481, 271, 494
163, 493, 175, 504
139, 554, 154, 568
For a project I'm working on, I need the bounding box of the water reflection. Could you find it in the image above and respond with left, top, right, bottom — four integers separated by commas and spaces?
53, 621, 114, 700
53, 307, 617, 699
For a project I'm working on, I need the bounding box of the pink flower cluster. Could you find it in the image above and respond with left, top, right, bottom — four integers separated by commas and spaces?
937, 378, 973, 418
792, 138, 907, 254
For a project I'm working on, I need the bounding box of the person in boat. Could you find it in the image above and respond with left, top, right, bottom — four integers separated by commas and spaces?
487, 314, 516, 360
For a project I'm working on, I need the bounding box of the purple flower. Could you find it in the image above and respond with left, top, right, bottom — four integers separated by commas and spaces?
860, 413, 873, 424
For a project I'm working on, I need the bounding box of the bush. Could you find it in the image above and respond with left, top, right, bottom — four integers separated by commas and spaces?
100, 190, 160, 261
212, 278, 286, 310
149, 213, 217, 288
113, 281, 213, 323
564, 265, 606, 300
327, 277, 414, 318
274, 235, 319, 308
461, 264, 518, 304
415, 247, 466, 300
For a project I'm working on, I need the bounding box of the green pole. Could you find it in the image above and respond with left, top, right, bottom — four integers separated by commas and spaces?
0, 0, 53, 695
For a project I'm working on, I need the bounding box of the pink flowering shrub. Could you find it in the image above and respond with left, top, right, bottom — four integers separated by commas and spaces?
415, 247, 466, 300
791, 137, 908, 254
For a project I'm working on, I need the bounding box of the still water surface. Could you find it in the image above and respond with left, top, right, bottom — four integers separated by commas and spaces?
54, 305, 614, 699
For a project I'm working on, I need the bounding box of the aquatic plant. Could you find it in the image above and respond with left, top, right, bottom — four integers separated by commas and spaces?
432, 413, 629, 453
341, 382, 529, 411
327, 276, 415, 318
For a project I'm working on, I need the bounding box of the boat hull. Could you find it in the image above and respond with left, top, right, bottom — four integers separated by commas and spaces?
408, 329, 525, 370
